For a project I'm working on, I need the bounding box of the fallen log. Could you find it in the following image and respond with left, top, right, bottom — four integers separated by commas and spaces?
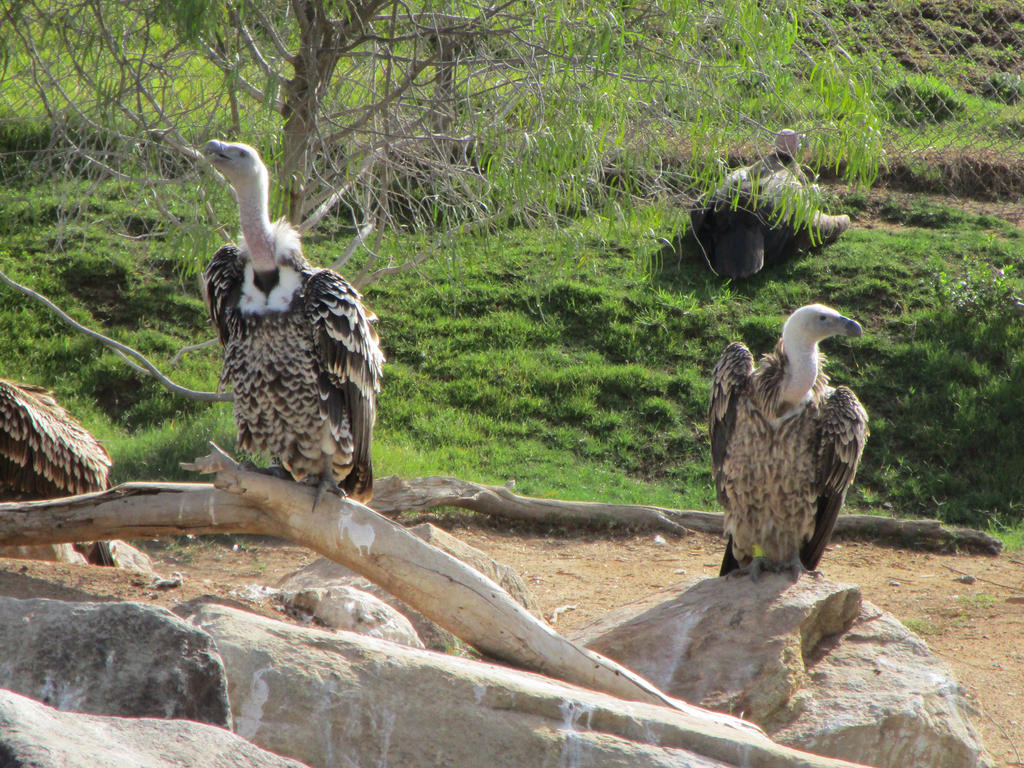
371, 474, 697, 534
0, 447, 756, 737
0, 454, 887, 766
371, 475, 1003, 555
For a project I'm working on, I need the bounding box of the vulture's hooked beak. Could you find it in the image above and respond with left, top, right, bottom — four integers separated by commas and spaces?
839, 316, 863, 338
202, 140, 230, 162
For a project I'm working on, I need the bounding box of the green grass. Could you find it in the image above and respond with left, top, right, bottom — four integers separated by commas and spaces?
1, 181, 1022, 532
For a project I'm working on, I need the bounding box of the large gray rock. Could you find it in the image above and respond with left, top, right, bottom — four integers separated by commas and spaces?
276, 523, 536, 651
0, 597, 230, 727
184, 602, 865, 768
0, 688, 308, 768
772, 602, 989, 768
577, 575, 991, 768
275, 557, 456, 650
281, 584, 424, 648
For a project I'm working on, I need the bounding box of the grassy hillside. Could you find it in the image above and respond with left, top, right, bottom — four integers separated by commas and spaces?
1, 181, 1022, 533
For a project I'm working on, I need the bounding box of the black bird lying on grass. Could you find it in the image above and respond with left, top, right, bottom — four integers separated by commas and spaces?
690, 130, 850, 279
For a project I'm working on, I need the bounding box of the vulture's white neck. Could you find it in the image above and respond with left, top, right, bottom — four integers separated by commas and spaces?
779, 325, 820, 407
235, 178, 277, 273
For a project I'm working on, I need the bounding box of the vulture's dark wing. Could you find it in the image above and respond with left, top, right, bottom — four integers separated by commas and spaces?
708, 342, 754, 500
708, 343, 755, 576
305, 269, 385, 502
800, 385, 868, 570
0, 380, 110, 498
708, 209, 766, 278
202, 245, 245, 344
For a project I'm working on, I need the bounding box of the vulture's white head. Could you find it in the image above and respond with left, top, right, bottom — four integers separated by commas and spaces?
203, 139, 300, 275
780, 304, 862, 405
783, 304, 862, 348
203, 140, 268, 197
774, 129, 802, 158
201, 140, 268, 207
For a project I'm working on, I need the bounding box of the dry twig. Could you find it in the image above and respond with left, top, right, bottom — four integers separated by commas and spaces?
940, 563, 1024, 594
0, 266, 230, 402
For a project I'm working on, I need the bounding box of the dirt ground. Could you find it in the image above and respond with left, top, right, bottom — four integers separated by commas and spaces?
0, 521, 1020, 766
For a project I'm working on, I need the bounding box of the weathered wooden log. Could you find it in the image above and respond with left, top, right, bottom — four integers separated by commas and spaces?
371, 475, 1003, 555
0, 449, 753, 735
371, 474, 696, 534
0, 454, 884, 766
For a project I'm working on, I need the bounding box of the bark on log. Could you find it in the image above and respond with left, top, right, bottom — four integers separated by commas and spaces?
371, 475, 1003, 555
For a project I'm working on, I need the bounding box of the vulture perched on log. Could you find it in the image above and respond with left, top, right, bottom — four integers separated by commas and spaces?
202, 140, 384, 505
709, 304, 868, 579
690, 130, 851, 279
0, 378, 114, 565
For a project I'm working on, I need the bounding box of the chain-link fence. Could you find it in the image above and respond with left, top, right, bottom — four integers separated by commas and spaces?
808, 0, 1024, 199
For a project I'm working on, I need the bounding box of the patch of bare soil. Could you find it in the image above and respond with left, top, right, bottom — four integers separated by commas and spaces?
0, 525, 1020, 766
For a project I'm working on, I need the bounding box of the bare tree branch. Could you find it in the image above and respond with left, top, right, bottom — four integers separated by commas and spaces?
169, 338, 222, 367
329, 222, 376, 271
0, 266, 231, 403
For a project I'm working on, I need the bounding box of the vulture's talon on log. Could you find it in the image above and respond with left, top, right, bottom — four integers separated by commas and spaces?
310, 473, 346, 516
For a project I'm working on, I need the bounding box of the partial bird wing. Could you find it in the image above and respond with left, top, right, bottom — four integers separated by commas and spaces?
305, 269, 385, 502
708, 343, 755, 576
709, 211, 765, 278
0, 380, 111, 498
708, 342, 755, 499
800, 385, 868, 570
202, 245, 245, 344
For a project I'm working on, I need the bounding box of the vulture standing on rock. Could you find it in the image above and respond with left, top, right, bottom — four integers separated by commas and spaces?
0, 378, 114, 564
689, 130, 851, 279
202, 140, 385, 505
709, 304, 868, 579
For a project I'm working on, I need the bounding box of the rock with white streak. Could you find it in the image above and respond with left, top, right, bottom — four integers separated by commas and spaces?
0, 597, 230, 727
0, 688, 308, 768
104, 540, 156, 573
576, 574, 992, 768
275, 557, 456, 651
184, 602, 869, 768
280, 584, 424, 648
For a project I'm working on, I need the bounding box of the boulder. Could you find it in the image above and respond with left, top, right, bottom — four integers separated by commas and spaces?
0, 597, 230, 727
275, 523, 536, 651
105, 539, 156, 573
771, 602, 990, 768
275, 557, 455, 650
0, 540, 154, 571
183, 602, 868, 768
281, 584, 424, 647
576, 574, 992, 768
0, 688, 308, 768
